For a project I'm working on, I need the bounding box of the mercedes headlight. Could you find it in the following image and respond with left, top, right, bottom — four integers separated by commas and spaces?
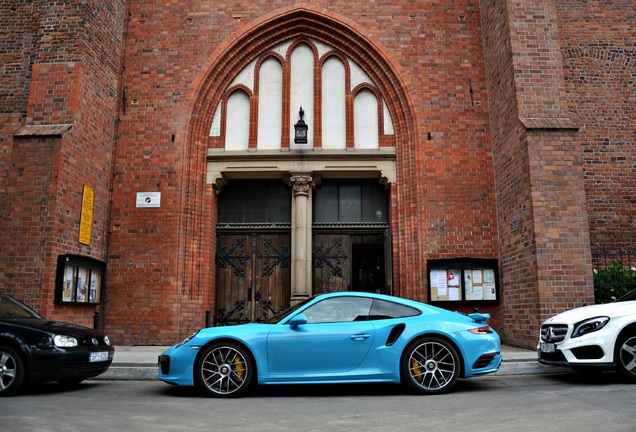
571, 316, 610, 338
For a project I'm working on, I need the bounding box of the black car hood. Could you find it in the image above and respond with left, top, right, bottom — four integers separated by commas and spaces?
1, 318, 106, 338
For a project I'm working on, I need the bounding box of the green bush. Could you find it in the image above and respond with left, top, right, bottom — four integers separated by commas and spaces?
593, 261, 636, 304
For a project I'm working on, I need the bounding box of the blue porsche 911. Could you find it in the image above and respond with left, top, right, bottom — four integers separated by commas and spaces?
157, 292, 501, 397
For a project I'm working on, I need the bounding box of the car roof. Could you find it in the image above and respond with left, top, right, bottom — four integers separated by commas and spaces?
313, 291, 423, 307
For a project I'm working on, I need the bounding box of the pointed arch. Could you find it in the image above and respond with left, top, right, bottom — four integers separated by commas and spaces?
184, 6, 416, 147
175, 5, 419, 302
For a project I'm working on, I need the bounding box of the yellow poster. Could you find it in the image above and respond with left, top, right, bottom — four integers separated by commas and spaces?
79, 185, 94, 245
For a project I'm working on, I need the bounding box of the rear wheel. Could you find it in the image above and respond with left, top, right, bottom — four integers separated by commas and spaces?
195, 343, 254, 397
0, 346, 25, 396
401, 337, 460, 394
616, 334, 636, 383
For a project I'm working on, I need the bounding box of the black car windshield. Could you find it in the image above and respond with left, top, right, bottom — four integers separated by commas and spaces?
0, 295, 42, 319
264, 296, 317, 324
616, 289, 636, 302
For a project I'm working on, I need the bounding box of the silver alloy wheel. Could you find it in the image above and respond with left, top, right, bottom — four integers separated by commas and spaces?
198, 345, 250, 396
0, 350, 18, 392
406, 339, 458, 393
618, 335, 636, 381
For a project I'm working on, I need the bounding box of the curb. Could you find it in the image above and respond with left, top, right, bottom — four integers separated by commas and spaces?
97, 364, 158, 381
95, 360, 570, 381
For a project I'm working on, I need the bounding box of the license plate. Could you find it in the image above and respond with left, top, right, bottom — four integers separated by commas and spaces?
89, 351, 109, 362
540, 342, 555, 353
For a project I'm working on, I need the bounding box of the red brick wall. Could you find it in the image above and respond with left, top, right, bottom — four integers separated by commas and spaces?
480, 0, 595, 348
102, 1, 499, 344
557, 0, 636, 255
0, 1, 37, 225
0, 1, 125, 326
3, 0, 631, 348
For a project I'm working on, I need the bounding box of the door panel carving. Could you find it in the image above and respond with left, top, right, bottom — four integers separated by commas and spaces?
215, 234, 290, 325
313, 234, 351, 294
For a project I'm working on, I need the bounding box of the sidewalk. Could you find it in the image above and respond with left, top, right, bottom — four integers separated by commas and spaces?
95, 344, 571, 381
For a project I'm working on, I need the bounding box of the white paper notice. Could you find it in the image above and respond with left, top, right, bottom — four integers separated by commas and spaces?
484, 283, 496, 300
449, 287, 459, 301
473, 270, 483, 284
435, 271, 448, 296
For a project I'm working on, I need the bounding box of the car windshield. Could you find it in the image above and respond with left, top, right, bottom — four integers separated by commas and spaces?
264, 296, 317, 324
0, 295, 42, 319
616, 289, 636, 302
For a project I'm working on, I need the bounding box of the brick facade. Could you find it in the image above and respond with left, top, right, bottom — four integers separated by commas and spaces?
1, 1, 634, 349
0, 0, 125, 325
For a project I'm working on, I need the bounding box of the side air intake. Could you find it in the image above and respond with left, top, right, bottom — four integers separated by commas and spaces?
385, 324, 406, 346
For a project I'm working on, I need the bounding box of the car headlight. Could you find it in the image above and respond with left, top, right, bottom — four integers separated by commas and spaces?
104, 336, 111, 346
177, 330, 200, 347
571, 316, 610, 338
54, 335, 78, 347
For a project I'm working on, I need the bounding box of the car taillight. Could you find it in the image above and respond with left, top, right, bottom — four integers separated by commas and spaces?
468, 326, 493, 335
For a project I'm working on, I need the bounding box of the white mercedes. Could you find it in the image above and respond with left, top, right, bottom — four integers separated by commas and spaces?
538, 289, 636, 382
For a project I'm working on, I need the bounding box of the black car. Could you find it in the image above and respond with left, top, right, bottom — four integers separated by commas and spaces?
0, 294, 114, 395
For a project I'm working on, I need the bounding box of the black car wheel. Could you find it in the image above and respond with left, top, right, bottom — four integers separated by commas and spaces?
0, 346, 25, 396
402, 337, 460, 394
616, 333, 636, 383
195, 343, 254, 397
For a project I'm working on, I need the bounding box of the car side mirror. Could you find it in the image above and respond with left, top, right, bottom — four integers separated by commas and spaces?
289, 313, 308, 329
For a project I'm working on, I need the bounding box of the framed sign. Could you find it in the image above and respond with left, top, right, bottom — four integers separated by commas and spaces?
55, 255, 106, 304
428, 258, 498, 303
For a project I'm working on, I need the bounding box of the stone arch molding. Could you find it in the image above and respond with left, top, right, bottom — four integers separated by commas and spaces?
183, 5, 416, 188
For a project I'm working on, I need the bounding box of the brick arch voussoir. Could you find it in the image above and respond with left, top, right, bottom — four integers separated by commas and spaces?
562, 48, 636, 70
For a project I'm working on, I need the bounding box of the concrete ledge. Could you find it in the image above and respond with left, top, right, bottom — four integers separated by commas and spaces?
496, 361, 572, 376
97, 366, 158, 381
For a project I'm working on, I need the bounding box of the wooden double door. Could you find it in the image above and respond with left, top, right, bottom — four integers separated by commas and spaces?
214, 233, 291, 326
215, 232, 389, 325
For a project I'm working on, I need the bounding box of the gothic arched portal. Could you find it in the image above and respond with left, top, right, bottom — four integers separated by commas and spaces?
179, 6, 419, 324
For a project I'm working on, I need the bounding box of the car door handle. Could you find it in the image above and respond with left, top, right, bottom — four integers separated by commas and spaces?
350, 333, 371, 340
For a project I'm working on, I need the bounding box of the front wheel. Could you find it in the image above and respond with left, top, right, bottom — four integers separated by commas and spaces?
0, 346, 25, 396
616, 334, 636, 383
401, 337, 460, 394
195, 343, 254, 397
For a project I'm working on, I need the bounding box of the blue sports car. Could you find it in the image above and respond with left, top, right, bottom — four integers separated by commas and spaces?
157, 292, 501, 397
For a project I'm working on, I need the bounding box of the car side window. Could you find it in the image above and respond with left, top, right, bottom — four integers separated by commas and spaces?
369, 299, 420, 320
0, 296, 40, 319
303, 297, 373, 323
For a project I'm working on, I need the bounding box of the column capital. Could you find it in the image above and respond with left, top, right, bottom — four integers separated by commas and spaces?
289, 174, 314, 197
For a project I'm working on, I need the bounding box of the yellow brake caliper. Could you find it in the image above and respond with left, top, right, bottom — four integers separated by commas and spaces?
233, 355, 245, 382
412, 359, 423, 382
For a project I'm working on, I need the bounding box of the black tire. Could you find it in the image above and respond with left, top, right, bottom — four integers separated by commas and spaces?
401, 337, 460, 395
0, 346, 25, 396
195, 342, 254, 398
616, 333, 636, 383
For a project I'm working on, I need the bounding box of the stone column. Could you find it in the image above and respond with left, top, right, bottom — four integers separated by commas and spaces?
289, 174, 313, 302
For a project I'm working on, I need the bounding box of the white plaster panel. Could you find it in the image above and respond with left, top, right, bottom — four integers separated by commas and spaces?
383, 100, 395, 136
229, 59, 256, 91
349, 60, 373, 91
224, 91, 250, 151
210, 103, 222, 137
322, 57, 346, 149
272, 40, 292, 58
290, 44, 314, 149
313, 40, 332, 59
354, 90, 379, 149
258, 58, 283, 150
